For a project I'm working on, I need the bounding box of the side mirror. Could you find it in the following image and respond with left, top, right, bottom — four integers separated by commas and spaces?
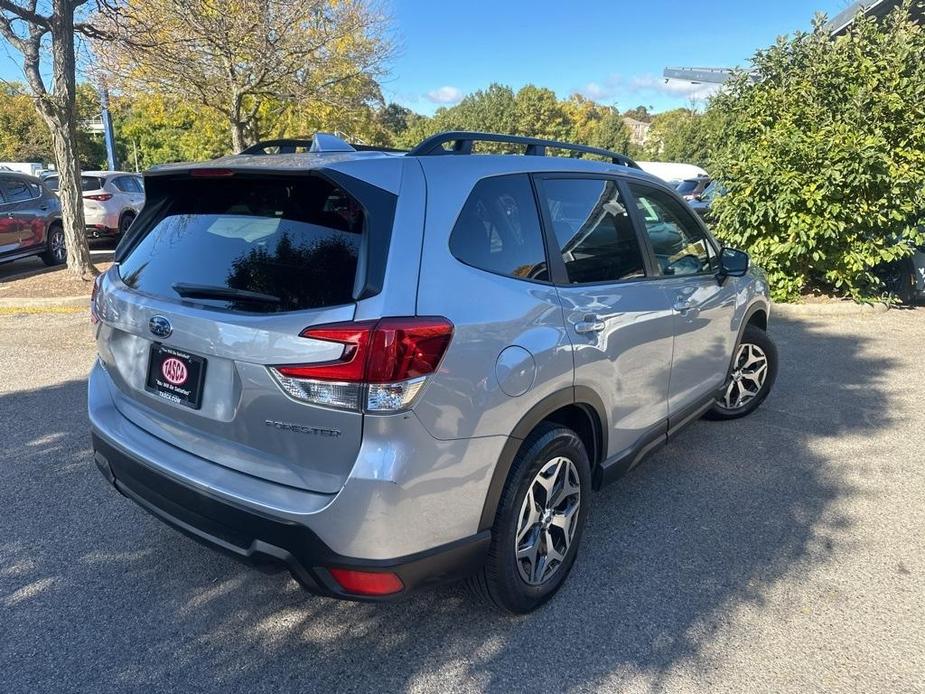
716, 247, 749, 284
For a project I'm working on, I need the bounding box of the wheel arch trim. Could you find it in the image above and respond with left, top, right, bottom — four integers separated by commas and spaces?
477, 386, 607, 531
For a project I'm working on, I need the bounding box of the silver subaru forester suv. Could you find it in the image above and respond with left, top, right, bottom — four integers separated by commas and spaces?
89, 131, 776, 613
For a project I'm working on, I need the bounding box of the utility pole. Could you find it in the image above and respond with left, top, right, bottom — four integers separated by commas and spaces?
99, 84, 119, 171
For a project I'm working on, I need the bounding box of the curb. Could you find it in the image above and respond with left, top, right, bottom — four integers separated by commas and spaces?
0, 295, 89, 309
772, 301, 889, 317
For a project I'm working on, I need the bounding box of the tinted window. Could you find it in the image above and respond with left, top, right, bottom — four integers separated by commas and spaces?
112, 176, 134, 192
449, 174, 548, 281
119, 176, 366, 313
630, 184, 716, 276
1, 177, 34, 202
541, 178, 645, 284
43, 175, 104, 192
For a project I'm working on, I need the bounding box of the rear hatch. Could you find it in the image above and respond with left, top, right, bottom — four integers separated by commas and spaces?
95, 167, 397, 493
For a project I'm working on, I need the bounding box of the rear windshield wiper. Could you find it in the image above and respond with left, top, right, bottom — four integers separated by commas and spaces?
172, 283, 281, 304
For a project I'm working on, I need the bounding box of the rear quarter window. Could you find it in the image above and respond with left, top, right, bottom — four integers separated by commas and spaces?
448, 174, 549, 282
118, 175, 369, 313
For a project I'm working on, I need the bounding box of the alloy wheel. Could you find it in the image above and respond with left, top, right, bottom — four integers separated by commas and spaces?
51, 230, 66, 262
722, 342, 768, 410
514, 456, 581, 586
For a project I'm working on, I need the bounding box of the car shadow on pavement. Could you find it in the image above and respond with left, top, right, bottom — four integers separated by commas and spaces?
0, 316, 895, 692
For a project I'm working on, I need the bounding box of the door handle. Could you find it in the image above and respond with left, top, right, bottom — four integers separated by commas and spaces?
575, 314, 606, 334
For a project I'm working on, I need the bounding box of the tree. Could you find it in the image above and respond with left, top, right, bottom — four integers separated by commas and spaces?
0, 82, 107, 166
709, 2, 925, 301
95, 0, 393, 152
111, 93, 231, 168
590, 111, 632, 155
643, 108, 714, 166
377, 102, 413, 136
0, 0, 102, 279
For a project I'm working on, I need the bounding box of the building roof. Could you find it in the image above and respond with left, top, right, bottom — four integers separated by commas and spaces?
826, 0, 925, 36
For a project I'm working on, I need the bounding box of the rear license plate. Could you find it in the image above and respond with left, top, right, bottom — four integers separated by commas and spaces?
146, 344, 207, 409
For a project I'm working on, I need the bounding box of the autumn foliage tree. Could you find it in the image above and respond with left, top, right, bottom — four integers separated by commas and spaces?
94, 0, 393, 152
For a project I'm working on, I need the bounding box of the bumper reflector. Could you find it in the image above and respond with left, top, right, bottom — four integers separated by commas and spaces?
328, 568, 404, 596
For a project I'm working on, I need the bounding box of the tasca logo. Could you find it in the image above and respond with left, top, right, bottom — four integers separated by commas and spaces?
264, 420, 342, 437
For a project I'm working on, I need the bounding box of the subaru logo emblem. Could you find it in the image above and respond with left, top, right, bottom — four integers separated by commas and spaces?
148, 315, 172, 339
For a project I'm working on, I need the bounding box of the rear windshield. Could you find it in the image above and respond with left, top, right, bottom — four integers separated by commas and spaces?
675, 179, 703, 195
118, 176, 365, 313
44, 175, 105, 192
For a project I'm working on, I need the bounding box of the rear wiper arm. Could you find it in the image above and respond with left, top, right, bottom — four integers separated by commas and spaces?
172, 283, 281, 304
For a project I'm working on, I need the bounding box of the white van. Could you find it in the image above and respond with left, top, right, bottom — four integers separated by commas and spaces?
637, 161, 709, 187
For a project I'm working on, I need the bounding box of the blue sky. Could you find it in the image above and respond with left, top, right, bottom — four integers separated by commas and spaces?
1, 0, 851, 115
384, 0, 851, 114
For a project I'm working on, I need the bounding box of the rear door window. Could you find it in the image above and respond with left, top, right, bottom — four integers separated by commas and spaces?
449, 174, 549, 281
539, 178, 646, 284
1, 178, 34, 202
118, 176, 367, 313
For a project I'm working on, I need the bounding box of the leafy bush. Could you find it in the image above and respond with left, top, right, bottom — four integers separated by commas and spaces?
709, 2, 925, 302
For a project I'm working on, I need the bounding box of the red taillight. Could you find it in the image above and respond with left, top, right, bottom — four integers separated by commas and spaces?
328, 568, 404, 596
84, 193, 112, 201
276, 321, 376, 381
275, 317, 454, 383
90, 274, 104, 324
270, 317, 453, 412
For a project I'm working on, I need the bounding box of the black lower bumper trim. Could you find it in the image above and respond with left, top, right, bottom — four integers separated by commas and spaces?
92, 433, 490, 601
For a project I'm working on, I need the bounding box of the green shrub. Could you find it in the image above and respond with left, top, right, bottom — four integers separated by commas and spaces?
709, 2, 925, 302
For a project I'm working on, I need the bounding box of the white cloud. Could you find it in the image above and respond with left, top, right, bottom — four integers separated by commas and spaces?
426, 85, 464, 105
574, 74, 622, 101
628, 75, 722, 102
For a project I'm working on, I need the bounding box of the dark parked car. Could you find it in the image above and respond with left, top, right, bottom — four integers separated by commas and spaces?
687, 180, 725, 223
676, 176, 711, 201
0, 172, 64, 267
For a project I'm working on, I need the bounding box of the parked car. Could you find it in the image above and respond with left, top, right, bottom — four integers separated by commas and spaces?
637, 161, 709, 187
0, 172, 65, 267
676, 175, 711, 201
875, 241, 925, 305
89, 132, 776, 613
44, 171, 145, 239
688, 180, 725, 222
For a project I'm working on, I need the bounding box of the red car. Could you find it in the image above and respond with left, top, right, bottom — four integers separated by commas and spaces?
0, 172, 65, 267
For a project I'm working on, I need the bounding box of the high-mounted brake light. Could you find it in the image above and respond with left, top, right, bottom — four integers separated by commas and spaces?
269, 317, 453, 412
189, 168, 235, 177
84, 193, 112, 201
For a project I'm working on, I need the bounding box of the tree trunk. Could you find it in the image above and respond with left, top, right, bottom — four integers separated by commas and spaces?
231, 120, 247, 152
46, 108, 95, 279
47, 1, 95, 279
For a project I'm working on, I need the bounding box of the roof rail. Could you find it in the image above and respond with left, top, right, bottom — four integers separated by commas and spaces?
407, 131, 641, 169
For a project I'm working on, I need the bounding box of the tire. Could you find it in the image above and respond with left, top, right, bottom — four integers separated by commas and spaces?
878, 258, 917, 306
705, 324, 778, 420
467, 423, 591, 613
39, 224, 66, 266
118, 212, 136, 236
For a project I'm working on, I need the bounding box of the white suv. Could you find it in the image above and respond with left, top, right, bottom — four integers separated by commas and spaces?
45, 171, 145, 239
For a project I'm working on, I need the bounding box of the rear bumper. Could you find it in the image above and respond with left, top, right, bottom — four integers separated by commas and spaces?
92, 433, 490, 600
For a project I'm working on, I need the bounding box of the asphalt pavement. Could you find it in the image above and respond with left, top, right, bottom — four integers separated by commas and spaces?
0, 310, 922, 693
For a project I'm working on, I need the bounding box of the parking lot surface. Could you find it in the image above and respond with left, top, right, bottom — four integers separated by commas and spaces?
1, 309, 923, 693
